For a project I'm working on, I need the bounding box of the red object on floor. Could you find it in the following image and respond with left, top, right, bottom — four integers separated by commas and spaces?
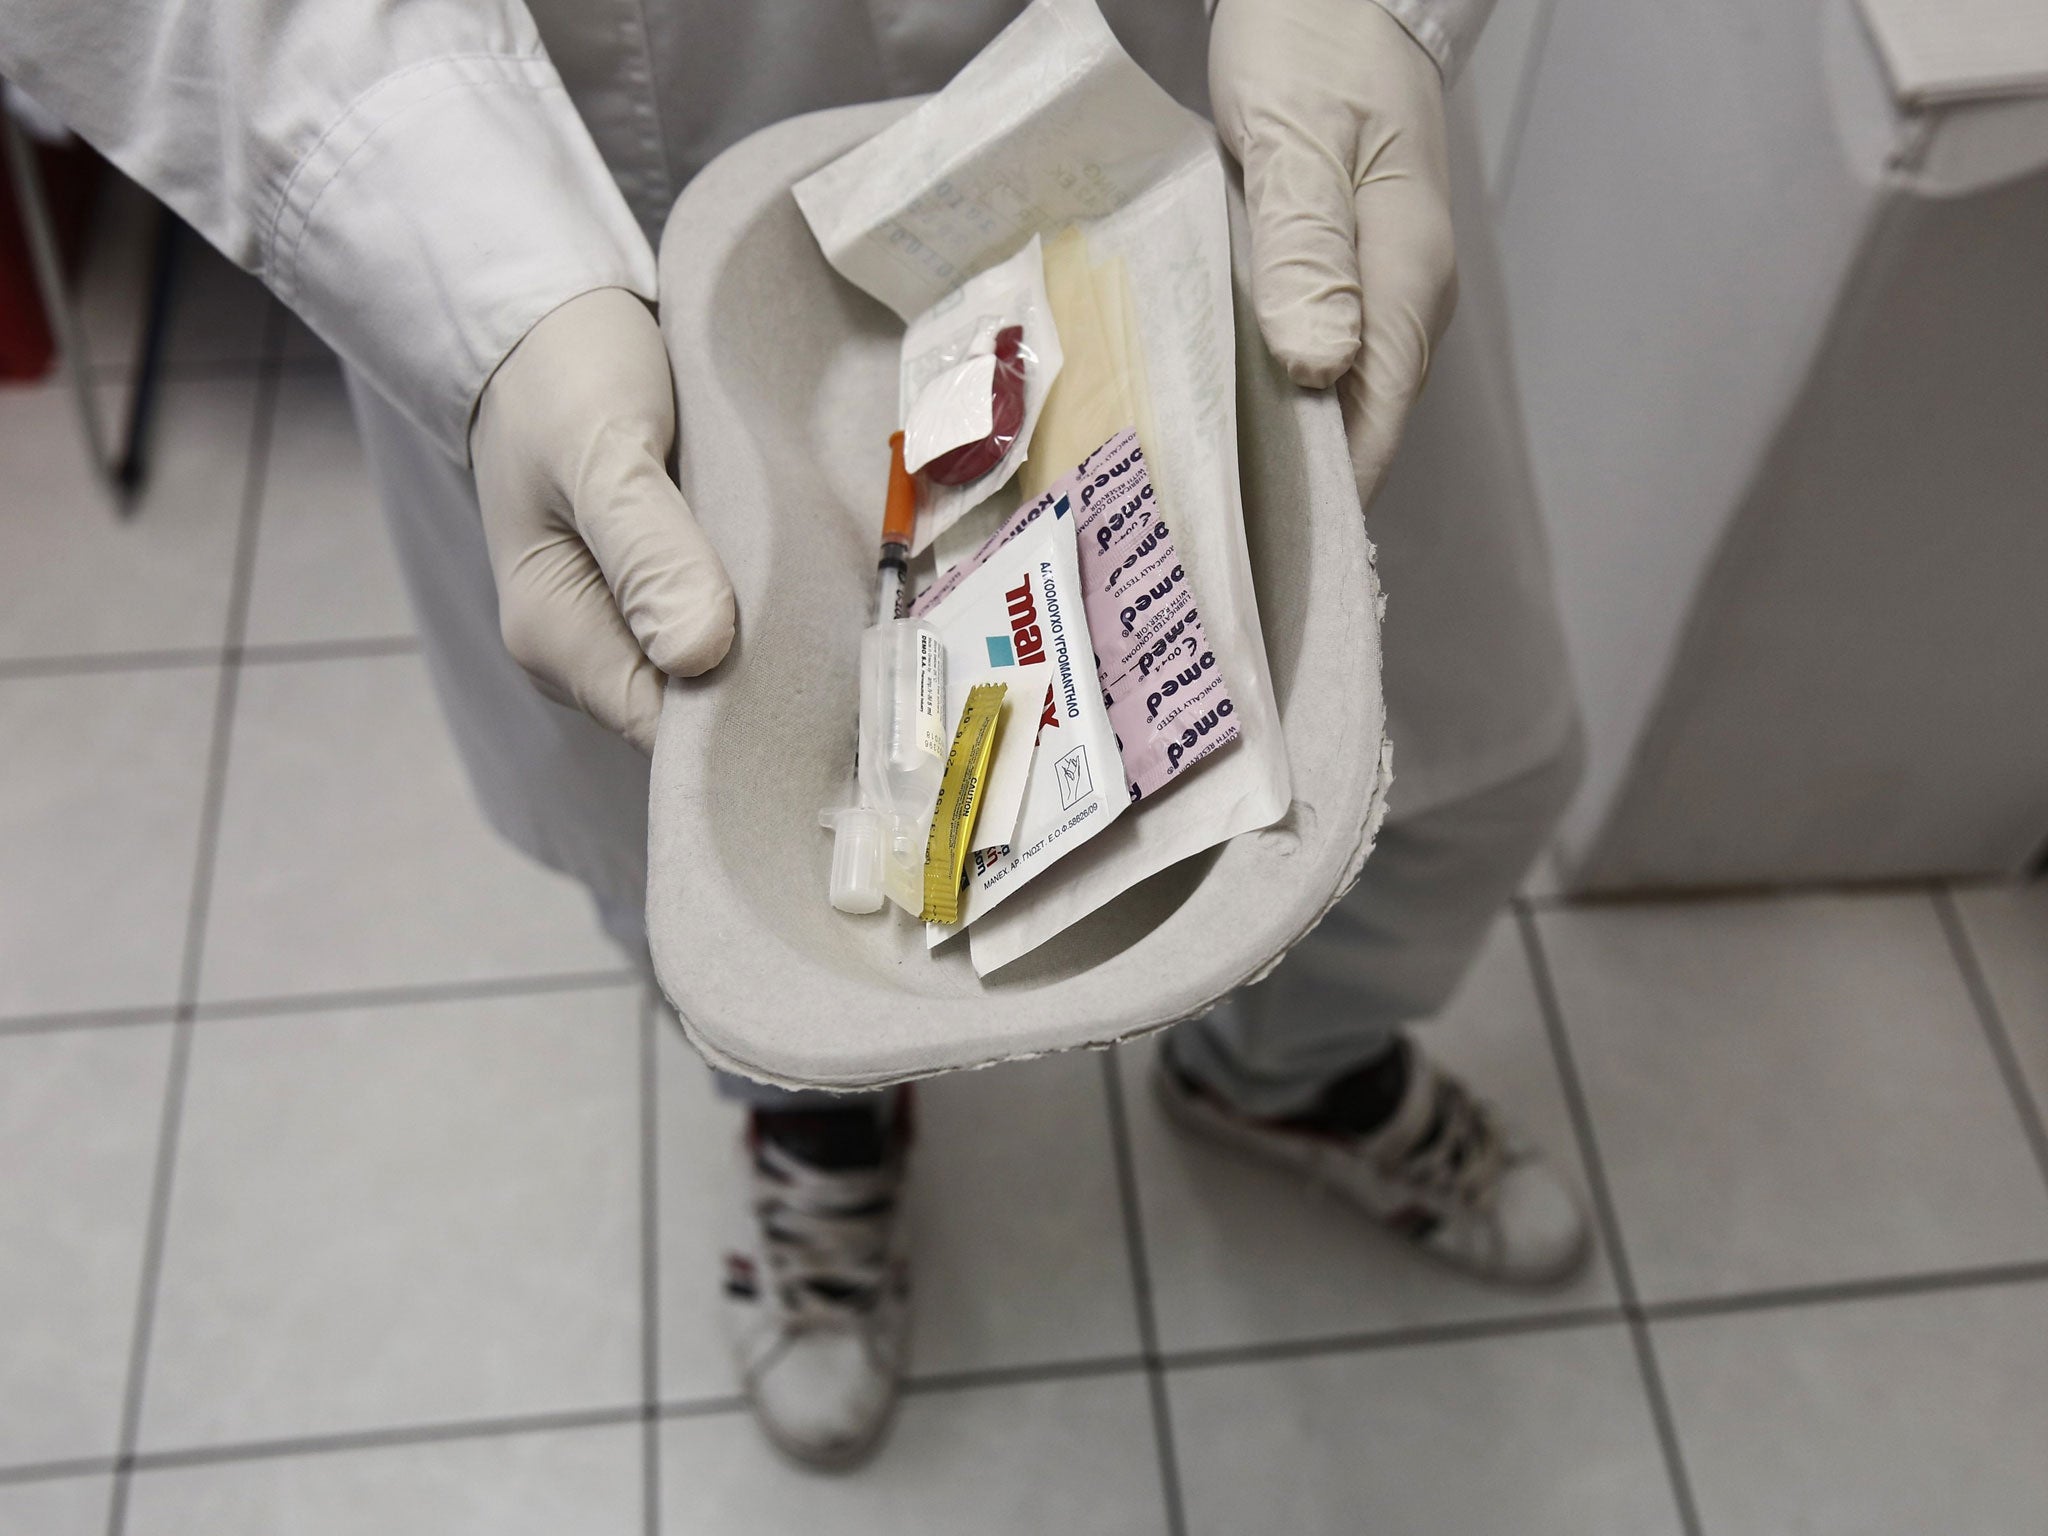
0, 135, 101, 381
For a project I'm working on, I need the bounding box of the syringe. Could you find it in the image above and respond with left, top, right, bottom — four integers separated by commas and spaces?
821, 434, 949, 914
875, 431, 916, 623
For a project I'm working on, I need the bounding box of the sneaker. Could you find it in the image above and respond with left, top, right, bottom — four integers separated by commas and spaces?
722, 1099, 911, 1470
1153, 1038, 1590, 1286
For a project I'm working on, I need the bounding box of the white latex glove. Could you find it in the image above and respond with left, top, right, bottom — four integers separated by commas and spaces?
470, 287, 736, 753
1210, 0, 1457, 505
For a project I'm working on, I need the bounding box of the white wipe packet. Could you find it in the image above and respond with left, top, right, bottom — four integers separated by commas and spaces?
794, 0, 1291, 974
896, 237, 1063, 552
920, 500, 1123, 942
902, 352, 996, 471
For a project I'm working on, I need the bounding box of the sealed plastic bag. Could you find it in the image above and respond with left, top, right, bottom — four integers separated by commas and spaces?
898, 236, 1062, 548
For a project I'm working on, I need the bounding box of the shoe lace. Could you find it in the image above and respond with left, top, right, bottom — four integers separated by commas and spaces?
752, 1140, 898, 1330
1387, 1072, 1510, 1212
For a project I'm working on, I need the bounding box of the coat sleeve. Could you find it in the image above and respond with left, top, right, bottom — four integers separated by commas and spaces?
0, 0, 654, 461
1367, 0, 1496, 80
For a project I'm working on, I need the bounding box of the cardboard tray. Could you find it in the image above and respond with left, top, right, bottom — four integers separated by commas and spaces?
648, 99, 1389, 1090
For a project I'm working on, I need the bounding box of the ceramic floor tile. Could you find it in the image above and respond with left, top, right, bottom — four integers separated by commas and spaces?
138, 988, 640, 1449
1951, 882, 2048, 1120
0, 1477, 110, 1536
656, 1023, 1140, 1400
243, 368, 415, 647
198, 653, 621, 1001
1121, 921, 1616, 1355
75, 177, 274, 374
125, 1423, 639, 1536
660, 1375, 1165, 1534
1657, 1280, 2048, 1535
1170, 1323, 1680, 1536
1537, 894, 2048, 1302
0, 381, 255, 662
0, 1027, 172, 1466
0, 668, 218, 1017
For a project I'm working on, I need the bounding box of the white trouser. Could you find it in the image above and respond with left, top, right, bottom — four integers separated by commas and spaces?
1164, 725, 1581, 1115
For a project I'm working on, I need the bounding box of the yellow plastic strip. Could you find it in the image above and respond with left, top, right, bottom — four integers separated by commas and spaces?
921, 683, 1008, 924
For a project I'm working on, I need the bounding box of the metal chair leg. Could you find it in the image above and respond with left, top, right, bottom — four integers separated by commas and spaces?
4, 92, 183, 509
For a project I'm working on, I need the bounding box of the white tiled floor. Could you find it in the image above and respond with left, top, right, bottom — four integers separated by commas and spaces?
1169, 1323, 1682, 1536
1656, 1281, 2048, 1535
1537, 895, 2048, 1302
0, 382, 255, 662
4, 192, 2047, 1535
197, 653, 620, 1002
137, 989, 642, 1450
124, 1424, 642, 1536
241, 368, 414, 649
0, 670, 218, 1017
660, 1377, 1168, 1535
0, 1475, 111, 1536
0, 1028, 170, 1466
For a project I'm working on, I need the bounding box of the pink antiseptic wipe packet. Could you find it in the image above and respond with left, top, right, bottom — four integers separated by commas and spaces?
914, 427, 1238, 802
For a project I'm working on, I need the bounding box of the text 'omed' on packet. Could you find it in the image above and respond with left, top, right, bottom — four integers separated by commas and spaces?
915, 426, 1238, 804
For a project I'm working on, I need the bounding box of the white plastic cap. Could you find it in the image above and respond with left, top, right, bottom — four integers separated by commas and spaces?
824, 807, 886, 914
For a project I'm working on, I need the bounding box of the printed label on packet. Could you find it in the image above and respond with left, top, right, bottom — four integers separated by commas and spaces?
912, 626, 947, 760
918, 500, 1124, 938
913, 427, 1236, 802
920, 682, 1007, 925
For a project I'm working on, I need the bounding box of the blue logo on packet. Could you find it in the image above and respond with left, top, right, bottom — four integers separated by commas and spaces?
985, 635, 1016, 667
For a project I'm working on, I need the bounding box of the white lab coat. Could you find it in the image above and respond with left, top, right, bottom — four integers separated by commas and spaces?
1, 0, 1573, 945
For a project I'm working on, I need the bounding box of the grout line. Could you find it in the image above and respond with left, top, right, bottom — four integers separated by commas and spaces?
1099, 1050, 1189, 1536
0, 969, 642, 1036
190, 968, 645, 1024
1933, 888, 2048, 1200
1510, 904, 1643, 1302
904, 1353, 1151, 1399
14, 1254, 2048, 1491
95, 1011, 190, 1530
0, 649, 222, 682
1513, 904, 1705, 1536
638, 991, 662, 1536
124, 1403, 647, 1475
1164, 1306, 1626, 1377
104, 337, 282, 1536
234, 636, 421, 667
0, 1455, 119, 1489
0, 1007, 177, 1041
649, 1396, 751, 1424
1619, 1321, 1698, 1532
0, 637, 418, 686
233, 635, 420, 666
1645, 1259, 2048, 1324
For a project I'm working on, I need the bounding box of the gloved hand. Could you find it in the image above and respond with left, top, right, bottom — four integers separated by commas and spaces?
470, 287, 736, 753
1210, 0, 1457, 505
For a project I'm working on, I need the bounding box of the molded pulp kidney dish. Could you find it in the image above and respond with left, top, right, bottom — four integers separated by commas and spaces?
648, 99, 1388, 1089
